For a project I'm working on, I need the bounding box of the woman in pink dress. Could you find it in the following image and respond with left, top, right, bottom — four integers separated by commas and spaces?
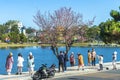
5, 52, 14, 75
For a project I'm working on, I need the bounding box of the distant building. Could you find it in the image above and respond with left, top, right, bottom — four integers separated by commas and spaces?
17, 22, 26, 35
7, 21, 26, 35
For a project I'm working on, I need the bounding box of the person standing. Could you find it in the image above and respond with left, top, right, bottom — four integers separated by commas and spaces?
77, 53, 84, 70
58, 51, 64, 72
70, 52, 75, 67
91, 48, 96, 66
64, 51, 68, 71
98, 55, 103, 71
5, 52, 14, 75
88, 50, 91, 66
27, 52, 35, 76
16, 53, 24, 75
112, 51, 117, 70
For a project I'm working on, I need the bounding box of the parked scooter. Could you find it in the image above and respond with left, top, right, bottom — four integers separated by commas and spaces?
32, 64, 56, 80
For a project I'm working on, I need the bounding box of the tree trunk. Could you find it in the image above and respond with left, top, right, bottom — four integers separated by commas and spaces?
51, 45, 59, 58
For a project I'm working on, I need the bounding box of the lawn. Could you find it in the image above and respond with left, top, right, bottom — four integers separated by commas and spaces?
0, 43, 39, 48
0, 42, 91, 48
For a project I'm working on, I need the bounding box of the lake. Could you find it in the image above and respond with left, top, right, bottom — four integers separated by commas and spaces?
0, 46, 120, 74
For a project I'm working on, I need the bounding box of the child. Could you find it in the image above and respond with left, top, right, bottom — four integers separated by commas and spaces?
112, 51, 117, 70
27, 52, 35, 76
16, 53, 24, 75
5, 52, 14, 75
98, 55, 103, 71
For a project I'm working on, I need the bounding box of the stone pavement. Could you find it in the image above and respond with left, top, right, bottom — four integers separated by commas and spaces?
0, 62, 120, 80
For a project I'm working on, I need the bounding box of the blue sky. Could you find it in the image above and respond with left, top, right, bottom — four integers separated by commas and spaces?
0, 0, 120, 29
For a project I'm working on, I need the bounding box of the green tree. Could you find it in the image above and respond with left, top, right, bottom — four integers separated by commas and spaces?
0, 20, 28, 43
19, 33, 27, 43
99, 7, 120, 44
110, 10, 120, 21
11, 26, 19, 33
99, 20, 120, 44
3, 20, 20, 43
10, 32, 20, 43
86, 25, 100, 42
0, 24, 9, 40
1, 33, 10, 42
26, 27, 36, 34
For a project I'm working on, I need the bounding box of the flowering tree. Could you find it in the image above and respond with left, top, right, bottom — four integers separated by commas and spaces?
33, 7, 94, 58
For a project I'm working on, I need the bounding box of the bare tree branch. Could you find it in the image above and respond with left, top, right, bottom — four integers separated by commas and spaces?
33, 7, 94, 58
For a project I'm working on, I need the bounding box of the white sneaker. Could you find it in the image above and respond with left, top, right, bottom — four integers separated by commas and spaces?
8, 72, 11, 75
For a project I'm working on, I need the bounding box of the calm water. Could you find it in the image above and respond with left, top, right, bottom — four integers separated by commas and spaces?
0, 46, 120, 74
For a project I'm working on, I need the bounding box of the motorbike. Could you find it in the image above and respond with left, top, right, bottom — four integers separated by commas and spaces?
32, 64, 56, 80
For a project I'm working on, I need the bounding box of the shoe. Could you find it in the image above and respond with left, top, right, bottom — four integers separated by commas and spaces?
106, 67, 109, 70
16, 72, 18, 75
64, 71, 66, 72
20, 73, 22, 75
8, 73, 11, 75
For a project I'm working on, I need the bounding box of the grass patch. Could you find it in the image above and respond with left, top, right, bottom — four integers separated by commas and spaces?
0, 42, 90, 48
0, 43, 39, 48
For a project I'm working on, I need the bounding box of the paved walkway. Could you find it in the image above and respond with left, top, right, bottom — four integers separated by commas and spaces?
53, 69, 120, 80
0, 62, 120, 80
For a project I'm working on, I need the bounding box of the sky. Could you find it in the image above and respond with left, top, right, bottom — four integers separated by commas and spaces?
0, 0, 120, 29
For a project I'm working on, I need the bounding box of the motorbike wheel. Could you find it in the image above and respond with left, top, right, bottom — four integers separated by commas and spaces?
52, 71, 55, 76
32, 72, 41, 80
48, 72, 55, 78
